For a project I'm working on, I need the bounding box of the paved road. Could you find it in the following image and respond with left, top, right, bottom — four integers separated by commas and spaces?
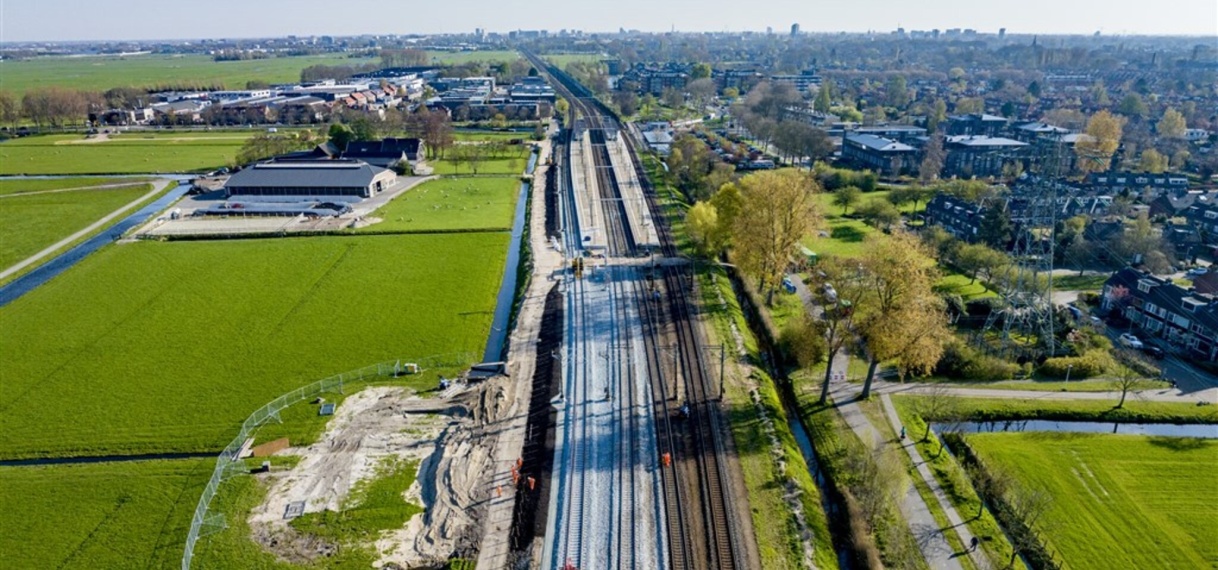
0, 179, 171, 281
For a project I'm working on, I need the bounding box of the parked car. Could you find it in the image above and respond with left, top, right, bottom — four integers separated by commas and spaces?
1119, 333, 1144, 349
781, 276, 797, 294
1141, 346, 1165, 359
1187, 267, 1209, 277
822, 283, 838, 303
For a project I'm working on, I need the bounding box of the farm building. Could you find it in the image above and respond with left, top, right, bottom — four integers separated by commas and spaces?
224, 159, 397, 199
343, 138, 427, 169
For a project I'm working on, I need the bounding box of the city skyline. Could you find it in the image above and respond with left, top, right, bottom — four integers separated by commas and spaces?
2, 0, 1216, 43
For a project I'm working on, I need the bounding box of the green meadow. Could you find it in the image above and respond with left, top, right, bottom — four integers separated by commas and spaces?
361, 176, 521, 233
0, 233, 507, 459
0, 133, 250, 174
0, 458, 212, 569
0, 53, 378, 96
0, 183, 153, 270
969, 433, 1218, 570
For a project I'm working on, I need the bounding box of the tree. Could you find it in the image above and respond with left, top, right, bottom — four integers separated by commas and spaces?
555, 98, 569, 119
954, 97, 984, 115
1043, 107, 1087, 131
686, 78, 717, 108
0, 90, 18, 127
612, 90, 639, 116
919, 133, 946, 184
813, 79, 834, 112
1005, 486, 1056, 568
1076, 111, 1126, 173
691, 62, 712, 80
1158, 107, 1187, 139
912, 384, 960, 442
1112, 349, 1151, 408
833, 186, 862, 215
327, 123, 355, 149
955, 243, 1007, 283
1139, 149, 1168, 173
732, 170, 821, 305
722, 87, 740, 101
687, 201, 722, 257
1117, 93, 1148, 119
814, 257, 868, 405
977, 204, 1012, 249
660, 87, 685, 108
927, 99, 948, 133
235, 131, 315, 165
885, 75, 909, 108
857, 233, 951, 398
856, 199, 901, 231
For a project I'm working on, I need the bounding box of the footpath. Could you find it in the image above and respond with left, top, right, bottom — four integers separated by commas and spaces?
475, 138, 562, 570
828, 367, 966, 570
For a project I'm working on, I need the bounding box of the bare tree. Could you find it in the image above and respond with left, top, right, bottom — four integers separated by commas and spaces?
912, 384, 960, 447
1113, 349, 1154, 408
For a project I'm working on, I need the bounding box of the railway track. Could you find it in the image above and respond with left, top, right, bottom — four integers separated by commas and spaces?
528, 50, 742, 570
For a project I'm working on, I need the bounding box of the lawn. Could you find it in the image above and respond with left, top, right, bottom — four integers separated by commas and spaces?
0, 184, 152, 270
934, 272, 997, 300
0, 233, 508, 459
1053, 273, 1109, 291
360, 176, 521, 233
0, 134, 250, 174
0, 458, 212, 570
968, 433, 1218, 569
430, 157, 529, 176
0, 53, 378, 96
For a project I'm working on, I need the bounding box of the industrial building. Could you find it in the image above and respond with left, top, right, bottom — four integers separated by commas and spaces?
224, 159, 397, 199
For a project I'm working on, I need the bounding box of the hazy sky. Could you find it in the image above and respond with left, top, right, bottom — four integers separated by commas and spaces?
2, 0, 1216, 42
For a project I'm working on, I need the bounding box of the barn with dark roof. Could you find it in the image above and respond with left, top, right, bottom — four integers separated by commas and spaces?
223, 159, 397, 199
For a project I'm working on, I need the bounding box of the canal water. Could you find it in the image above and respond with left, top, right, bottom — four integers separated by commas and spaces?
0, 182, 192, 308
934, 420, 1218, 439
482, 150, 539, 362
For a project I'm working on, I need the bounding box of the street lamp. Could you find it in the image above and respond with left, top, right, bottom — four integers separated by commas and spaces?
1065, 364, 1073, 382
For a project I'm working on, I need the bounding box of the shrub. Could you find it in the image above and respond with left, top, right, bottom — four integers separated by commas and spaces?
935, 341, 1020, 381
1039, 351, 1113, 379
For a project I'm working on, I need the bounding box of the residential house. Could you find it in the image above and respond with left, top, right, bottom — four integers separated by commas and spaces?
943, 135, 1029, 177
945, 113, 1008, 137
1083, 171, 1190, 199
841, 134, 917, 175
1101, 267, 1218, 362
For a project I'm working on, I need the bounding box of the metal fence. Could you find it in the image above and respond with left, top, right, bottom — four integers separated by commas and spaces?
181, 352, 475, 570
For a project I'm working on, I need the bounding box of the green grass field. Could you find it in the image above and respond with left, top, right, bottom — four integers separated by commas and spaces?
968, 433, 1218, 569
428, 50, 520, 65
451, 130, 531, 142
0, 54, 378, 96
0, 458, 212, 569
430, 157, 528, 176
0, 184, 152, 270
0, 233, 507, 459
544, 53, 607, 66
0, 133, 251, 174
361, 176, 520, 232
0, 177, 138, 196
